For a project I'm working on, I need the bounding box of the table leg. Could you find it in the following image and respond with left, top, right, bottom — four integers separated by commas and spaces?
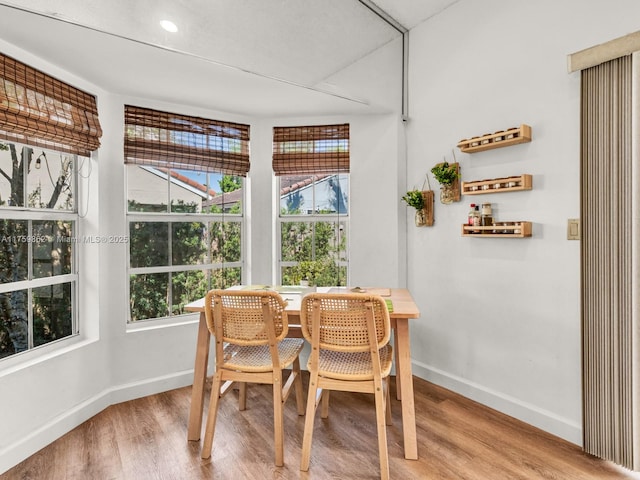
188, 312, 211, 441
393, 322, 402, 401
395, 318, 418, 460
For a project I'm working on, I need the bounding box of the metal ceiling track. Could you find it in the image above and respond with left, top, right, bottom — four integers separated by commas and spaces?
357, 0, 410, 121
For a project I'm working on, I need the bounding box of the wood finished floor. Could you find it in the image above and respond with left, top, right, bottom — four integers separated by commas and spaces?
3, 374, 640, 480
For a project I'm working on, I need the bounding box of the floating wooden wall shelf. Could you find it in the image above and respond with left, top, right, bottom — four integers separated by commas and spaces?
457, 125, 532, 153
461, 222, 532, 238
462, 174, 532, 195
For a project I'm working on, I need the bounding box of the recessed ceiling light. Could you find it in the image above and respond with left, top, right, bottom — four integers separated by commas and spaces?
160, 20, 178, 33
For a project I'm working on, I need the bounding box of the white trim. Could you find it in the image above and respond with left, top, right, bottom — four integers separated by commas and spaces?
126, 313, 198, 332
0, 274, 77, 294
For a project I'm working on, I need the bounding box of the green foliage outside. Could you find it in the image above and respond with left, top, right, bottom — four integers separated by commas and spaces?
284, 258, 346, 287
219, 175, 242, 193
279, 219, 347, 286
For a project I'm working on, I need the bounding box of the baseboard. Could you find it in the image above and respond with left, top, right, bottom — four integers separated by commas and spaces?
0, 370, 194, 475
411, 360, 583, 446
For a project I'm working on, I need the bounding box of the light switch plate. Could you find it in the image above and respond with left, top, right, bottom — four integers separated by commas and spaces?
567, 218, 580, 240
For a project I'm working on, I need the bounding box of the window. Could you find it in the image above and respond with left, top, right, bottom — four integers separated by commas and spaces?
0, 141, 78, 359
124, 106, 249, 322
0, 52, 101, 360
273, 124, 349, 286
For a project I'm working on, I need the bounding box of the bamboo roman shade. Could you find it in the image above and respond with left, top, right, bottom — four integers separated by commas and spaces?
0, 52, 102, 156
124, 105, 250, 176
272, 124, 349, 175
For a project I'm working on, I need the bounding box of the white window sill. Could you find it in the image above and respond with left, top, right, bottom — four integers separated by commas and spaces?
126, 312, 200, 333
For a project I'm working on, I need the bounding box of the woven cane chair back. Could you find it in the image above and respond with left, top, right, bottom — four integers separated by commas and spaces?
205, 289, 288, 346
300, 292, 390, 353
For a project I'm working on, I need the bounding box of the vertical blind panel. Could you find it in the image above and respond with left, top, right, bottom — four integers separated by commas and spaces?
0, 52, 102, 156
124, 105, 250, 176
581, 54, 635, 469
272, 124, 349, 175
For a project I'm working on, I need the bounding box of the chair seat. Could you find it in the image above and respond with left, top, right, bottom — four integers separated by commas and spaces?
223, 338, 305, 372
307, 344, 393, 381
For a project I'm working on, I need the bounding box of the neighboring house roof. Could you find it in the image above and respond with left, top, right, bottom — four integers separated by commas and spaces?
206, 174, 332, 208
143, 166, 217, 198
153, 167, 216, 197
279, 175, 328, 196
205, 188, 242, 207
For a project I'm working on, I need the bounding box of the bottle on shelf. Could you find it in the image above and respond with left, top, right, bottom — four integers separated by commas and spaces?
472, 205, 481, 233
481, 203, 493, 232
468, 203, 478, 226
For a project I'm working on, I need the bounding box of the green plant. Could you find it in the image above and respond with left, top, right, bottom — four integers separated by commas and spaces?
431, 162, 460, 185
401, 190, 424, 210
289, 259, 331, 286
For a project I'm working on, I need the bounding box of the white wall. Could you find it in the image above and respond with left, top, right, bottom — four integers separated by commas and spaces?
404, 0, 640, 444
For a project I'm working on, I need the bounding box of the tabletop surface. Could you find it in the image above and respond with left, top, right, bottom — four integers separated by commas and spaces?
184, 286, 420, 319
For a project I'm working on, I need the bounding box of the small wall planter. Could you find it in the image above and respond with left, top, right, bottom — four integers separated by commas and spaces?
431, 162, 461, 204
402, 189, 434, 227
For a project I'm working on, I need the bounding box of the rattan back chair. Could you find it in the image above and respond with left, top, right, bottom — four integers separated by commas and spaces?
299, 292, 393, 480
201, 289, 305, 466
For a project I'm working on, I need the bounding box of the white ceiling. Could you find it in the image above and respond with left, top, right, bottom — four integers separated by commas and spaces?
0, 0, 459, 117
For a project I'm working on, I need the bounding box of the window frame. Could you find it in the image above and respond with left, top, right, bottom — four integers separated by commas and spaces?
272, 123, 350, 288
0, 142, 80, 361
276, 174, 349, 286
123, 106, 249, 324
125, 167, 245, 323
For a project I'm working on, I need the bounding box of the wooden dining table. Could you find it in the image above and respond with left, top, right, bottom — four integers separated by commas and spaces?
184, 286, 421, 460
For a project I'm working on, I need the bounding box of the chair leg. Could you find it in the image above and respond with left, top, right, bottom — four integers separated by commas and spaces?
238, 382, 247, 411
373, 383, 390, 480
201, 370, 223, 459
385, 376, 392, 426
320, 389, 330, 419
300, 372, 320, 471
273, 372, 285, 467
292, 357, 305, 415
394, 330, 402, 401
